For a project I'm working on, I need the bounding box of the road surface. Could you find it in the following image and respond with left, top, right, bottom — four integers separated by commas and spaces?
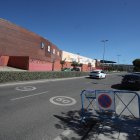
0, 72, 139, 140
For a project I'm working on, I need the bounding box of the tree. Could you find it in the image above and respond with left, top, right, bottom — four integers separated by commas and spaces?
71, 61, 79, 68
60, 59, 66, 70
88, 62, 92, 71
78, 63, 83, 67
71, 61, 83, 71
52, 59, 55, 71
133, 59, 140, 72
78, 63, 83, 71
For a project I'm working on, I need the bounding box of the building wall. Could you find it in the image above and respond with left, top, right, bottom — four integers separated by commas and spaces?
62, 51, 78, 62
0, 19, 98, 72
62, 51, 96, 71
0, 56, 9, 66
29, 59, 52, 71
82, 64, 91, 72
0, 18, 62, 71
53, 60, 61, 71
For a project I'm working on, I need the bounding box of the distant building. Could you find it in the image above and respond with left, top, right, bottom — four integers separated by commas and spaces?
0, 18, 62, 71
61, 51, 96, 71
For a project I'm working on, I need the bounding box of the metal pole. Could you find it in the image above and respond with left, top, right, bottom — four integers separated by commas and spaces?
117, 55, 121, 71
101, 40, 108, 70
101, 41, 104, 70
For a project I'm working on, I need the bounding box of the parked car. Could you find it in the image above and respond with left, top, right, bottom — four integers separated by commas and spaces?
89, 70, 106, 79
71, 67, 80, 71
61, 68, 72, 71
121, 73, 140, 90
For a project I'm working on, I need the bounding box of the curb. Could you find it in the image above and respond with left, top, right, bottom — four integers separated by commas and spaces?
0, 76, 87, 87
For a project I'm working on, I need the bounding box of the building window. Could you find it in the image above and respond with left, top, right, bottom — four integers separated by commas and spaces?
48, 46, 51, 52
41, 42, 45, 49
53, 49, 55, 54
57, 51, 59, 56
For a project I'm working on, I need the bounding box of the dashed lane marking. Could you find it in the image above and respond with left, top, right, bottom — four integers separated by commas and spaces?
10, 91, 49, 101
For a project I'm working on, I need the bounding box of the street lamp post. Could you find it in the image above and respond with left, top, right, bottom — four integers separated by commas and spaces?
77, 53, 80, 63
117, 54, 121, 71
101, 40, 108, 70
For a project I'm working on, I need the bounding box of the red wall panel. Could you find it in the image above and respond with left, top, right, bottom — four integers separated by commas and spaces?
0, 56, 9, 66
29, 63, 52, 71
53, 60, 61, 71
29, 59, 52, 71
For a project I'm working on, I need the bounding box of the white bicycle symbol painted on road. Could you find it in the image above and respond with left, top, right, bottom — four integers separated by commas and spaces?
15, 86, 36, 91
50, 96, 77, 106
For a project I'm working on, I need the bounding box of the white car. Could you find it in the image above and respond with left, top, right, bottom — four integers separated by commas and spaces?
89, 70, 106, 79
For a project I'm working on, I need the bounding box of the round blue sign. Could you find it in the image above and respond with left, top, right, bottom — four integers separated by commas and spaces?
98, 94, 112, 108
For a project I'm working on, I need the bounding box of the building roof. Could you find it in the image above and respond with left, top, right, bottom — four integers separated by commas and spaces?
100, 60, 116, 63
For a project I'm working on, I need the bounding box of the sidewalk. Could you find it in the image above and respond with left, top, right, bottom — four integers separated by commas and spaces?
84, 116, 140, 140
0, 66, 26, 71
53, 111, 140, 140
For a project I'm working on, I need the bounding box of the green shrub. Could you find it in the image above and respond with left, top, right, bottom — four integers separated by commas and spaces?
0, 71, 89, 83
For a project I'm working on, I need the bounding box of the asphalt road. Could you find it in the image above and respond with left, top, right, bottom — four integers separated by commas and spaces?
0, 72, 139, 140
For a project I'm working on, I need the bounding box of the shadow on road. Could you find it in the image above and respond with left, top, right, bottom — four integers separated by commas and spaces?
111, 84, 125, 90
53, 110, 140, 140
53, 110, 97, 140
111, 84, 140, 91
86, 116, 140, 140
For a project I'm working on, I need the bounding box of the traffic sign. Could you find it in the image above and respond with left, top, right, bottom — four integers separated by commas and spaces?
98, 94, 112, 108
96, 90, 115, 111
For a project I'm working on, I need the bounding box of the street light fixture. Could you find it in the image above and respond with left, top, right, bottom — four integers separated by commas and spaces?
101, 40, 108, 70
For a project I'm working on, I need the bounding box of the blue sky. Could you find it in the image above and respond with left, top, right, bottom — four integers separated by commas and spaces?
0, 0, 140, 64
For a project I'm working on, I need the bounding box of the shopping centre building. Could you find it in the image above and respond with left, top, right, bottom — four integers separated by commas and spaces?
62, 51, 96, 71
0, 18, 96, 71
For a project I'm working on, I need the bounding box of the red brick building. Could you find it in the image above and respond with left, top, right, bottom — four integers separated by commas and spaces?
0, 18, 62, 71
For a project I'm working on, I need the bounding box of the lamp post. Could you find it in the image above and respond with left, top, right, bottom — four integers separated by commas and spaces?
77, 53, 80, 63
117, 54, 121, 71
101, 40, 108, 70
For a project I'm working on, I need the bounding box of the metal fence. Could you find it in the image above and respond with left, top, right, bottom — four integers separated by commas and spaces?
80, 90, 140, 121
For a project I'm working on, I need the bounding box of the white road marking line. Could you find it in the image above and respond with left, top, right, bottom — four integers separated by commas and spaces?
10, 91, 49, 101
54, 129, 73, 140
